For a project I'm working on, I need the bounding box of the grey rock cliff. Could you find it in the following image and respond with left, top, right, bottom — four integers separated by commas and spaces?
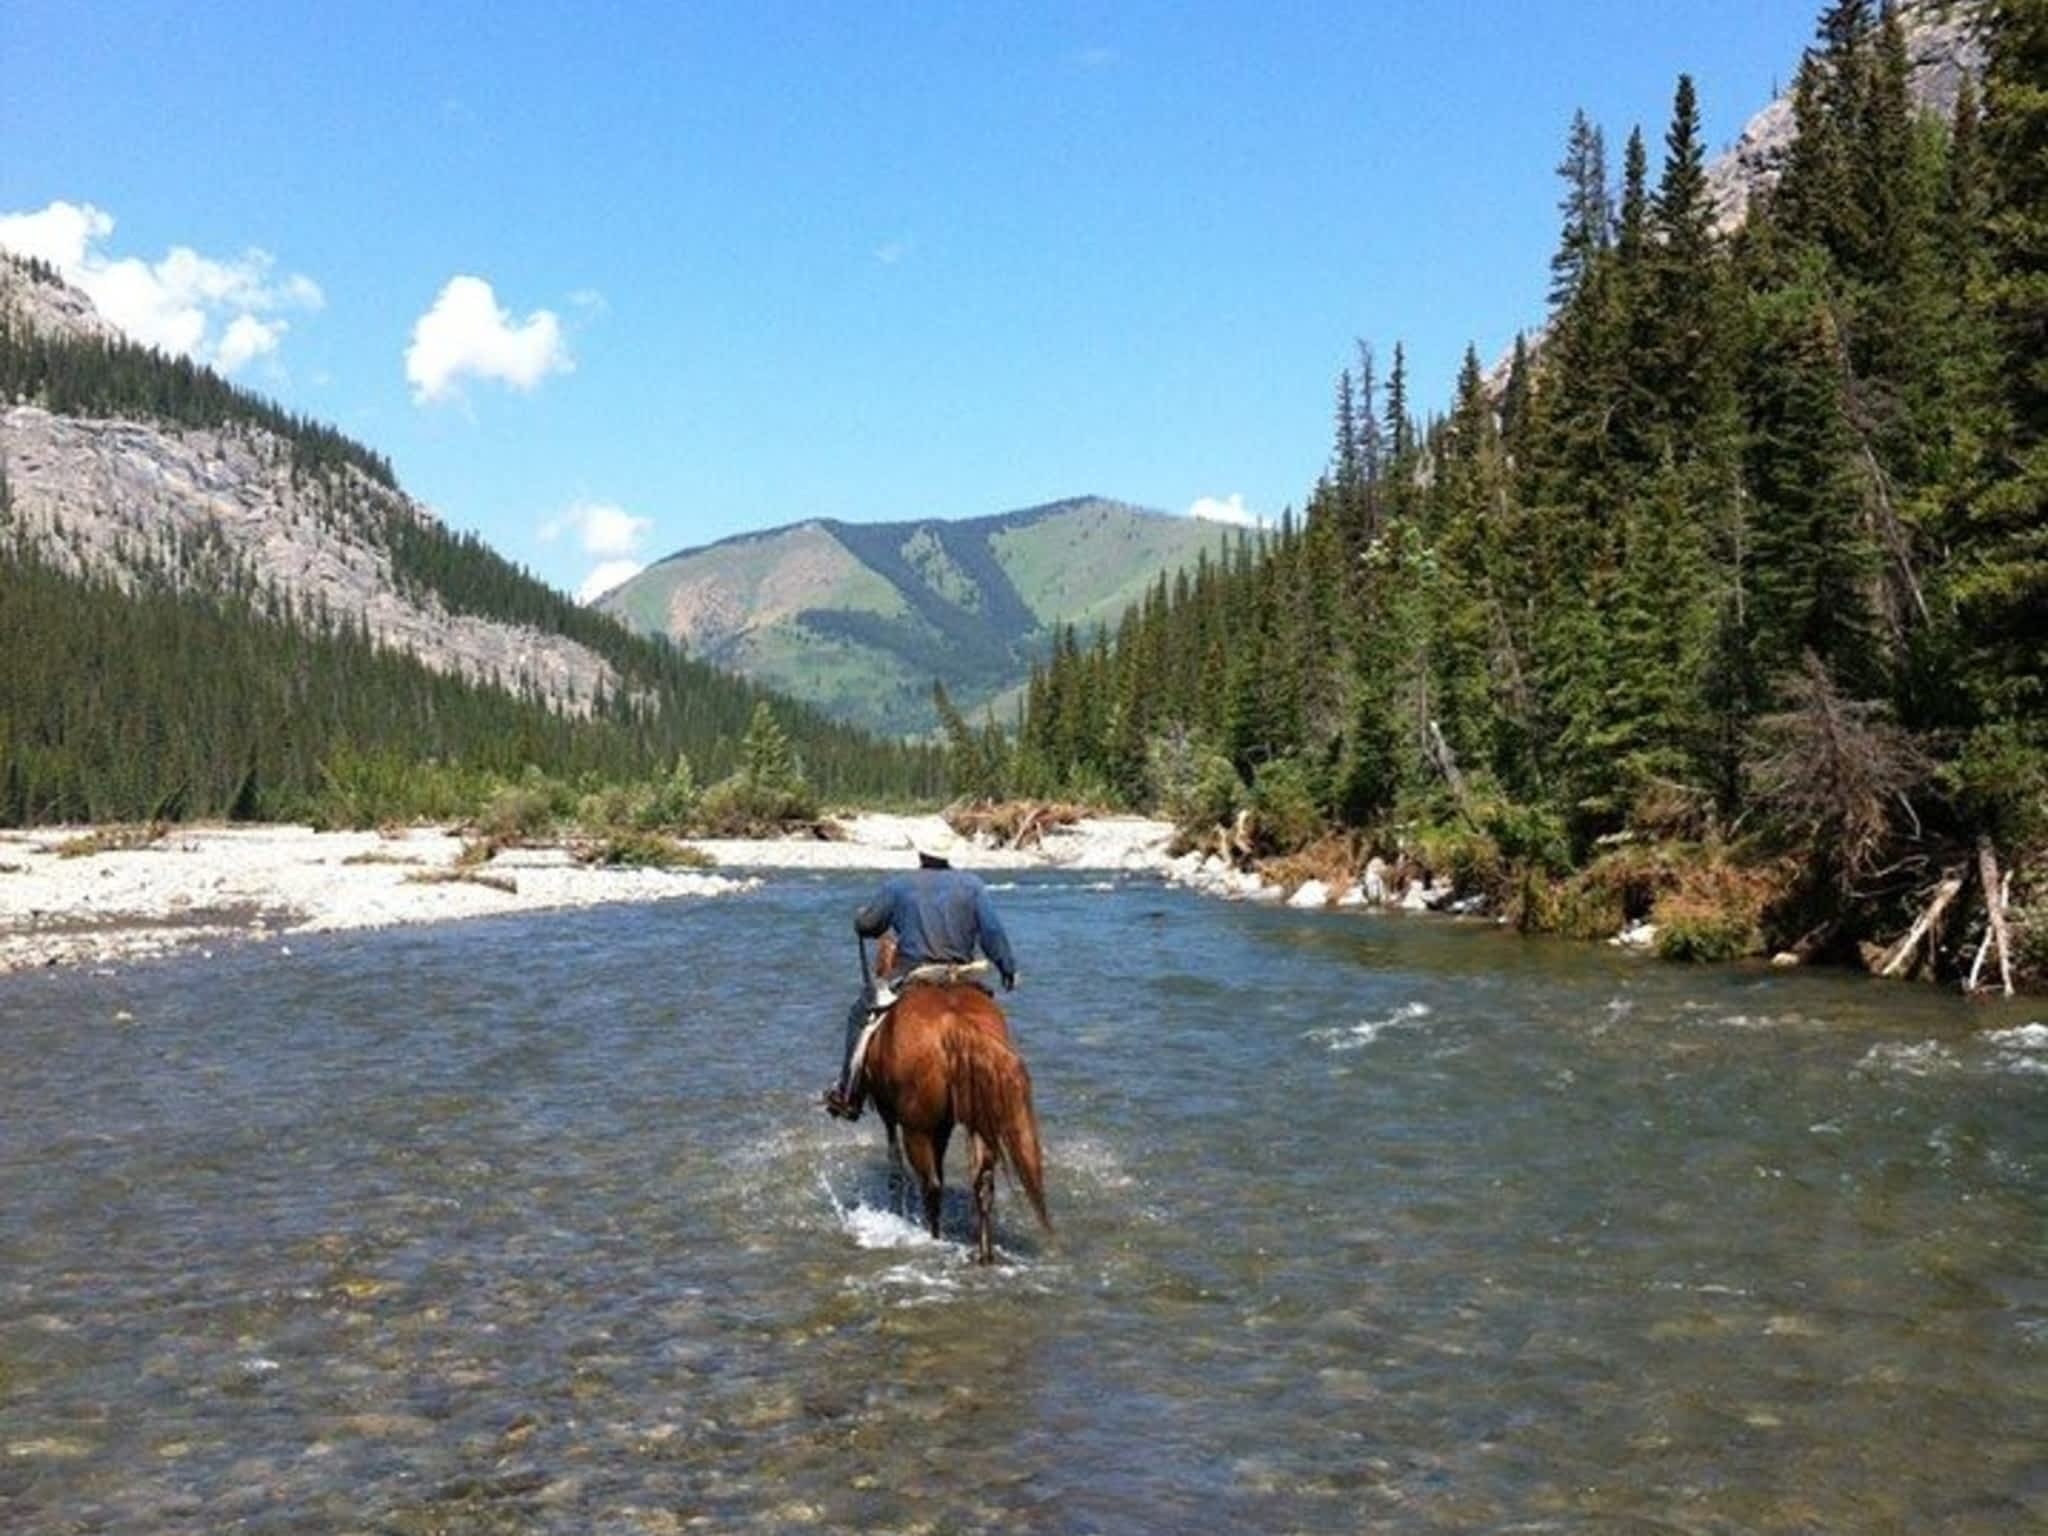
1703, 0, 1984, 234
0, 260, 621, 714
1488, 1, 1983, 391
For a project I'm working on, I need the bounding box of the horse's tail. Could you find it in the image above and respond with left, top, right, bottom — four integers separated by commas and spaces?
945, 1024, 1052, 1233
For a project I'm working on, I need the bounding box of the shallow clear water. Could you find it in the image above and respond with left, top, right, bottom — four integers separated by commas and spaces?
2, 875, 2044, 1533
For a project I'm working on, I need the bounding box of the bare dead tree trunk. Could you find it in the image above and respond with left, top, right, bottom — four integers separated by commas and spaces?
1426, 719, 1469, 809
1822, 296, 1930, 646
1976, 836, 2015, 998
1878, 870, 1964, 978
1481, 574, 1540, 791
1965, 875, 2008, 993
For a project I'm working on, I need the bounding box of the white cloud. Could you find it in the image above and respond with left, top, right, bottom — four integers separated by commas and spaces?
575, 560, 645, 605
0, 199, 323, 374
405, 275, 571, 403
1187, 493, 1266, 528
1073, 45, 1119, 70
540, 499, 655, 605
874, 235, 914, 266
215, 314, 286, 373
540, 499, 652, 557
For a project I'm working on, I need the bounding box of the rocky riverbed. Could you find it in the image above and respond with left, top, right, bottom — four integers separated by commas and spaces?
0, 815, 1180, 974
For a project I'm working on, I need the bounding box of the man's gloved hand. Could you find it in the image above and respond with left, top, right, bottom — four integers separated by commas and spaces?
1001, 969, 1017, 992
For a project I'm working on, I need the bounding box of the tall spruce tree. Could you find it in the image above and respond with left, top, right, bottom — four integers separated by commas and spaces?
1550, 110, 1613, 310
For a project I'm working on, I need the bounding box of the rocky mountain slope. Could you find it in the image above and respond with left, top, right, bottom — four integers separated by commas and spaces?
600, 497, 1228, 735
1487, 0, 1983, 393
0, 255, 619, 713
1702, 0, 1983, 232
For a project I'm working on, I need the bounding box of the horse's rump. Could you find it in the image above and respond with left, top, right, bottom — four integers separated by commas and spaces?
941, 1022, 1051, 1231
888, 985, 1051, 1233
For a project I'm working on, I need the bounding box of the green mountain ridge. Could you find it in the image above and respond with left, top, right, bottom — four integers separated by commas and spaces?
600, 496, 1230, 734
0, 253, 938, 822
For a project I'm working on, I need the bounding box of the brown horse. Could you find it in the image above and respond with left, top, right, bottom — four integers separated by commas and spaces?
860, 956, 1051, 1264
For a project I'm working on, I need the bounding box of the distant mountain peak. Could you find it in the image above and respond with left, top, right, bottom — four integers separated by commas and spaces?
601, 496, 1224, 735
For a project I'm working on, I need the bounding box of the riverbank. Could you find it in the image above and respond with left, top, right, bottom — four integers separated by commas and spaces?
0, 815, 1177, 973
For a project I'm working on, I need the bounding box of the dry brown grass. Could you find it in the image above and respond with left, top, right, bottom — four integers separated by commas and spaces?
571, 832, 716, 870
1651, 860, 1790, 963
1259, 834, 1361, 896
53, 824, 168, 859
1517, 842, 1795, 948
945, 800, 1090, 850
452, 836, 502, 869
405, 867, 519, 896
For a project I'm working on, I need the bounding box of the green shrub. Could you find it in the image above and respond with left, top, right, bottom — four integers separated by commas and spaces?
695, 774, 817, 837
575, 831, 716, 869
1654, 900, 1758, 963
576, 783, 654, 833
1951, 724, 2048, 853
2010, 893, 2047, 984
690, 708, 818, 834
474, 782, 556, 843
1410, 820, 1505, 899
1146, 730, 1242, 832
1482, 800, 1571, 875
1243, 757, 1322, 854
646, 753, 699, 829
306, 747, 484, 829
1548, 878, 1629, 941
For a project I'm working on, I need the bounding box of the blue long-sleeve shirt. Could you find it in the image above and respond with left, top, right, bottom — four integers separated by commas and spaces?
854, 869, 1017, 981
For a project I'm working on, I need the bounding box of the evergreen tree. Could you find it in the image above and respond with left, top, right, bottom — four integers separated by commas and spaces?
1745, 276, 1882, 696
1948, 0, 2048, 726
1550, 109, 1613, 310
1643, 75, 1721, 448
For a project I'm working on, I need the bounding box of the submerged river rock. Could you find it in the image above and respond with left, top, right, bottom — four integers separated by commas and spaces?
0, 874, 2042, 1532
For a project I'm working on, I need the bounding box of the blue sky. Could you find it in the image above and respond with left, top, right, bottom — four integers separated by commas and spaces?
2, 1, 1818, 601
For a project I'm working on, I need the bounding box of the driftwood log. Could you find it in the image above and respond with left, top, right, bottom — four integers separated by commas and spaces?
1877, 870, 1963, 979
1974, 836, 2016, 998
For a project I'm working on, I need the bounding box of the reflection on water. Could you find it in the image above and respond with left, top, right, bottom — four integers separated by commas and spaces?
1, 876, 2043, 1532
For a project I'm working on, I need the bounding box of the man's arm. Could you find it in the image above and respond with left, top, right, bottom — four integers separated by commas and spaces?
854, 879, 898, 939
973, 882, 1018, 987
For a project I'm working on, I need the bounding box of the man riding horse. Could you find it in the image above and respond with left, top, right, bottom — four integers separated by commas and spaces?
822, 847, 1017, 1121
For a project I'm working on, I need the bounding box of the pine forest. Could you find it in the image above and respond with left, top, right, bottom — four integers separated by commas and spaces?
1003, 1, 2046, 978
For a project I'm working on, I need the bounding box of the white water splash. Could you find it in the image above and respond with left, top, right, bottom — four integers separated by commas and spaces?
818, 1172, 940, 1252
1855, 1040, 1959, 1078
1973, 1023, 2047, 1077
1311, 1001, 1432, 1052
1987, 1023, 2048, 1052
1058, 1135, 1137, 1192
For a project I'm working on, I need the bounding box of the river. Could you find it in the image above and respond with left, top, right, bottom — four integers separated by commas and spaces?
1, 874, 2043, 1533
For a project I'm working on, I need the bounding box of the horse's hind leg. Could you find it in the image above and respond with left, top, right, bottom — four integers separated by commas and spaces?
901, 1130, 943, 1241
883, 1117, 906, 1217
970, 1135, 997, 1265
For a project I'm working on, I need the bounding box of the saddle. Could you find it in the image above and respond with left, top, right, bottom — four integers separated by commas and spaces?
869, 958, 996, 1012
